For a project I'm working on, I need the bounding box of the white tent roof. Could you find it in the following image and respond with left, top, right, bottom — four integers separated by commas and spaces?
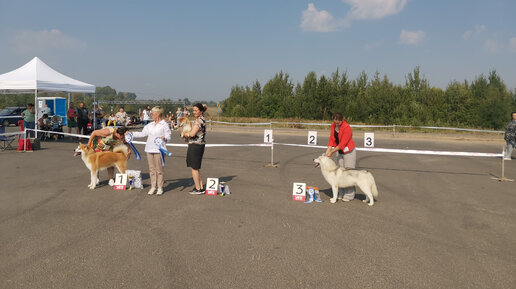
0, 57, 95, 93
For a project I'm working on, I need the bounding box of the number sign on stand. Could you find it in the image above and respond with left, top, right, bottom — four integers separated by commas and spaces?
114, 173, 127, 190
264, 129, 273, 143
308, 131, 317, 145
364, 132, 375, 148
292, 182, 306, 201
206, 178, 219, 195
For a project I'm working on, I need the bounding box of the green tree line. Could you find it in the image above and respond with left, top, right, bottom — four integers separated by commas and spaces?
221, 67, 516, 130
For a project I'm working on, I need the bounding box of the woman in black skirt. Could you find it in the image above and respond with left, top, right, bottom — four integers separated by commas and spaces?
181, 103, 206, 194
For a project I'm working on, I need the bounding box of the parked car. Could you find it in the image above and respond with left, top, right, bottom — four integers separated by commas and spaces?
0, 107, 25, 127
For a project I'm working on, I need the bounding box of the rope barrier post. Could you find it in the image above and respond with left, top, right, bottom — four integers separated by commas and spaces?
264, 122, 278, 168
491, 146, 514, 182
23, 128, 27, 152
393, 124, 396, 136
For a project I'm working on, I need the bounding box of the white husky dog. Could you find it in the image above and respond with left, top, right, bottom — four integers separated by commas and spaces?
313, 154, 378, 206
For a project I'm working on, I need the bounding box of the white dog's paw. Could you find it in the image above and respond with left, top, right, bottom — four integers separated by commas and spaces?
368, 202, 374, 206
330, 198, 337, 203
362, 199, 367, 203
96, 179, 100, 185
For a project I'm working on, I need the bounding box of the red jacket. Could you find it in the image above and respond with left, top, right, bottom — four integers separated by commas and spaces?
328, 121, 355, 153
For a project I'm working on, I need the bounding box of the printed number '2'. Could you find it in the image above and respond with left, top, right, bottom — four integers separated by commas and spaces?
208, 179, 216, 189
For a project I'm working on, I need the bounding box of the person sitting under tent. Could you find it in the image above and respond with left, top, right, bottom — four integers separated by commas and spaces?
38, 114, 52, 140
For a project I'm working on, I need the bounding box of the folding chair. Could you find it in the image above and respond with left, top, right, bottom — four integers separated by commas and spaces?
0, 126, 16, 151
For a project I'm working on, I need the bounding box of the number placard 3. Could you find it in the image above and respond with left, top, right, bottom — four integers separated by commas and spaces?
292, 182, 306, 201
264, 130, 273, 143
364, 132, 375, 148
206, 178, 219, 195
114, 173, 127, 190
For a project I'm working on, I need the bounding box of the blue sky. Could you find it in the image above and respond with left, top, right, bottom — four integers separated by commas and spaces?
1, 0, 515, 101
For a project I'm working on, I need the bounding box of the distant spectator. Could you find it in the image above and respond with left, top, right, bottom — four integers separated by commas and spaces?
91, 105, 105, 130
183, 107, 190, 118
76, 102, 90, 135
107, 113, 116, 126
38, 114, 51, 140
140, 105, 152, 125
21, 103, 35, 137
38, 114, 51, 130
41, 103, 52, 116
115, 108, 127, 126
503, 111, 516, 160
67, 102, 79, 139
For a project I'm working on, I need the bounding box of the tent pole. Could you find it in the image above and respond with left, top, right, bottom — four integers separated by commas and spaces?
34, 90, 38, 139
93, 94, 96, 131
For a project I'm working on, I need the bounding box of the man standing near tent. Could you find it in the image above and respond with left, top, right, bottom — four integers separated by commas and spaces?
77, 102, 90, 135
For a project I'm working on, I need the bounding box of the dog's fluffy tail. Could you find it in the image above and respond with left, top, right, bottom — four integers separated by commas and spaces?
113, 144, 129, 157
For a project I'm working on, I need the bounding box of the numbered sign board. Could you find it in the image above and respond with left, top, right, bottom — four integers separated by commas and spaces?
264, 129, 273, 143
364, 132, 375, 148
114, 173, 127, 190
206, 178, 219, 195
308, 131, 317, 145
292, 182, 306, 201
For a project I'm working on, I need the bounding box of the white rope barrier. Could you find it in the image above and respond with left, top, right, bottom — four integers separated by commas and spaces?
273, 142, 503, 158
19, 128, 503, 158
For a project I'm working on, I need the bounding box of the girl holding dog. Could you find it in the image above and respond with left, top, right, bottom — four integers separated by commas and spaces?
325, 113, 356, 202
181, 103, 206, 195
129, 106, 171, 195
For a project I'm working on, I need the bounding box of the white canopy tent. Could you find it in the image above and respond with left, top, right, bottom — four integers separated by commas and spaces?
0, 57, 95, 137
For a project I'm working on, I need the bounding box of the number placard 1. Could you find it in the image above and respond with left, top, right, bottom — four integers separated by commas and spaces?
206, 178, 219, 195
114, 173, 127, 190
292, 182, 306, 201
264, 129, 273, 143
364, 132, 375, 148
308, 131, 317, 145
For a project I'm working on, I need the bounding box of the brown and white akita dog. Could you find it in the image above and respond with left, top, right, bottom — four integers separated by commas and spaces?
73, 143, 128, 189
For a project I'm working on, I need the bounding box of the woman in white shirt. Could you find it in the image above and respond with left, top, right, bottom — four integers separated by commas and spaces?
129, 106, 171, 195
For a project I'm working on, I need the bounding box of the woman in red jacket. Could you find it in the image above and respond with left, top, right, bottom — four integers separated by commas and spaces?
325, 113, 356, 202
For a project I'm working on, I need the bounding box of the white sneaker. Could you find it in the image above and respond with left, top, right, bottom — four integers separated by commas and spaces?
108, 179, 115, 186
148, 187, 156, 195
503, 157, 511, 161
156, 188, 164, 195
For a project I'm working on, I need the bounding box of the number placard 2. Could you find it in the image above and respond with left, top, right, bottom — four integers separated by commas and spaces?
308, 131, 317, 145
264, 129, 273, 143
292, 182, 306, 201
364, 132, 375, 148
114, 173, 127, 190
206, 178, 219, 195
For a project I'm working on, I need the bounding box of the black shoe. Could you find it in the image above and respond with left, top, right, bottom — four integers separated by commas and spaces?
189, 188, 204, 195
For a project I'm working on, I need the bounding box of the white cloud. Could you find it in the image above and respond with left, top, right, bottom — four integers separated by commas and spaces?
10, 29, 86, 54
300, 1, 407, 32
510, 37, 516, 52
462, 24, 486, 40
344, 0, 407, 20
300, 3, 336, 32
400, 29, 425, 45
484, 39, 504, 53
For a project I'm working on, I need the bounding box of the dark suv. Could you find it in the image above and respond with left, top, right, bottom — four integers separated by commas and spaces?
0, 107, 25, 127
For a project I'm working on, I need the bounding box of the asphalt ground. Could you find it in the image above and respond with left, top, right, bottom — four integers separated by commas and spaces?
0, 126, 515, 289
